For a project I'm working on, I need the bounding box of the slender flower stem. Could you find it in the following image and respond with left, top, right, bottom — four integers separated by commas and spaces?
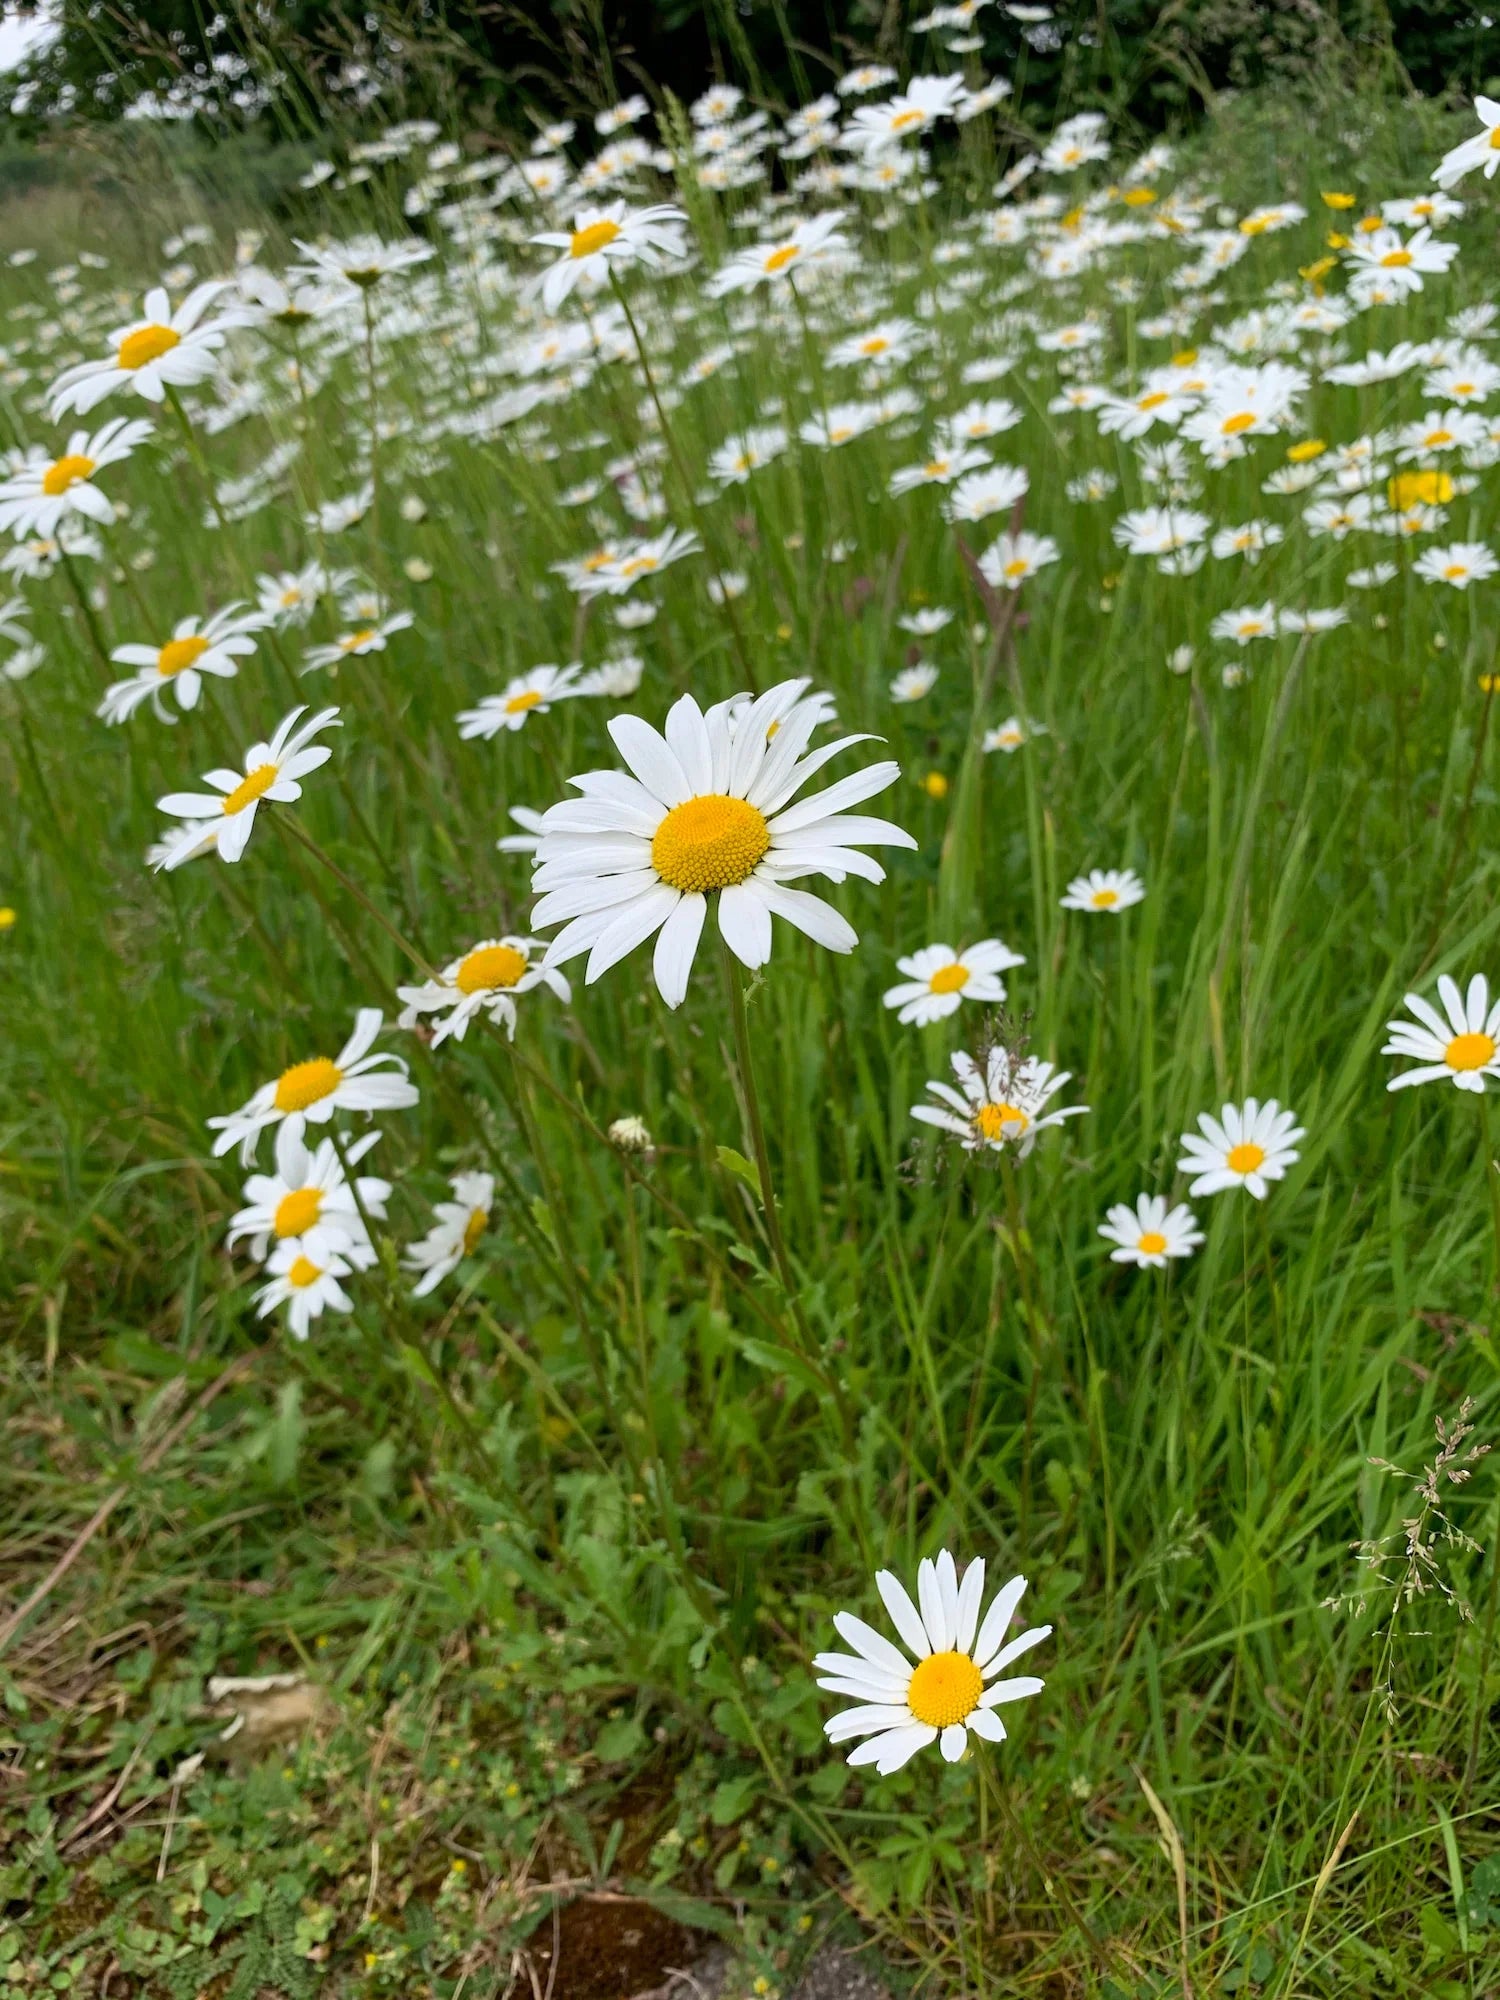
361, 286, 384, 582
721, 944, 806, 1335
1480, 1093, 1500, 1295
58, 547, 112, 677
280, 815, 438, 980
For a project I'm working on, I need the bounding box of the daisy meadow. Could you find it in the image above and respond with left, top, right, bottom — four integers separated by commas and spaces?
815, 1553, 1049, 1773
1177, 1100, 1306, 1200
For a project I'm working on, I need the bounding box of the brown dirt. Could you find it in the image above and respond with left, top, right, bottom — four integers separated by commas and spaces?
528, 1893, 712, 1999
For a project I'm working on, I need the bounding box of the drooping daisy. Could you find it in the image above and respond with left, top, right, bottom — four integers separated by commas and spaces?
1383, 973, 1500, 1093
1098, 1194, 1203, 1268
882, 940, 1025, 1026
154, 705, 340, 869
405, 1172, 496, 1298
529, 679, 915, 1009
254, 1241, 358, 1341
528, 203, 687, 312
815, 1553, 1049, 1774
0, 417, 153, 539
302, 609, 415, 673
208, 1008, 419, 1166
912, 1047, 1086, 1158
1061, 867, 1145, 914
1177, 1099, 1305, 1200
1413, 542, 1498, 589
457, 663, 583, 738
100, 602, 270, 724
227, 1122, 388, 1266
396, 936, 570, 1046
49, 283, 239, 418
978, 530, 1059, 590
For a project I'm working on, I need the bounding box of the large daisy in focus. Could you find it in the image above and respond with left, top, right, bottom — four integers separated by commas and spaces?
815, 1552, 1050, 1774
530, 679, 915, 1007
1384, 973, 1500, 1093
49, 284, 238, 418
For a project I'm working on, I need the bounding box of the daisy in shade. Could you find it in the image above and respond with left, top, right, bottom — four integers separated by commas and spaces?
0, 416, 153, 539
529, 678, 915, 1010
1413, 542, 1498, 589
1061, 867, 1145, 914
979, 530, 1059, 590
49, 282, 238, 418
1383, 973, 1500, 1092
883, 939, 1025, 1026
913, 1047, 1086, 1158
458, 663, 583, 738
227, 1123, 388, 1267
255, 1241, 358, 1341
99, 602, 270, 724
1099, 1193, 1203, 1268
405, 1172, 496, 1297
154, 705, 339, 869
1177, 1099, 1305, 1200
302, 608, 414, 673
208, 1008, 419, 1166
815, 1553, 1049, 1774
396, 936, 570, 1046
528, 202, 687, 312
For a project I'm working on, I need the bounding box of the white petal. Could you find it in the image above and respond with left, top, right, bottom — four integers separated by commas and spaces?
876, 1569, 932, 1659
652, 891, 706, 1009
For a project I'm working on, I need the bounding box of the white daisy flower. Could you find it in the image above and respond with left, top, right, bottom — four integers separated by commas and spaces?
912, 1047, 1086, 1158
457, 664, 583, 738
1098, 1193, 1203, 1267
529, 679, 915, 1009
528, 203, 686, 312
1413, 541, 1498, 589
1060, 867, 1145, 914
1433, 99, 1500, 190
254, 1241, 358, 1341
154, 704, 340, 868
405, 1171, 496, 1298
302, 609, 415, 673
1384, 973, 1500, 1093
896, 608, 954, 636
227, 1122, 387, 1267
944, 464, 1029, 523
396, 936, 570, 1046
100, 602, 270, 724
890, 664, 938, 702
815, 1552, 1049, 1774
978, 529, 1059, 590
982, 716, 1045, 753
207, 1008, 419, 1166
1177, 1099, 1305, 1200
49, 283, 239, 418
882, 939, 1025, 1026
0, 416, 153, 539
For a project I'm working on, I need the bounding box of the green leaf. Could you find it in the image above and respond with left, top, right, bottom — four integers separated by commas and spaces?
709, 1773, 760, 1825
268, 1380, 304, 1488
716, 1146, 762, 1203
593, 1714, 645, 1764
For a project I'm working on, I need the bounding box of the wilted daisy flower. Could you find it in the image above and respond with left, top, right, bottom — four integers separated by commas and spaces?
528, 202, 686, 311
890, 664, 938, 702
883, 940, 1025, 1025
1413, 542, 1498, 589
815, 1553, 1049, 1773
100, 602, 269, 724
396, 937, 570, 1046
1061, 867, 1145, 914
303, 608, 415, 672
1384, 973, 1500, 1092
979, 530, 1059, 590
458, 663, 583, 738
405, 1172, 495, 1297
913, 1047, 1086, 1157
0, 417, 152, 538
208, 1007, 419, 1166
1099, 1194, 1203, 1267
154, 705, 339, 868
254, 1241, 359, 1341
530, 679, 914, 1009
1177, 1099, 1305, 1200
227, 1123, 387, 1267
49, 283, 238, 418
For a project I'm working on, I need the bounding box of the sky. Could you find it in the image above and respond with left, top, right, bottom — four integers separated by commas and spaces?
0, 3, 59, 74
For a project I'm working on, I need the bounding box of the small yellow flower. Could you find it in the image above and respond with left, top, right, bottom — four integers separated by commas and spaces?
0, 906, 14, 931
1286, 439, 1326, 463
1326, 230, 1351, 250
776, 622, 792, 641
1321, 190, 1355, 209
922, 771, 948, 800
1479, 673, 1499, 693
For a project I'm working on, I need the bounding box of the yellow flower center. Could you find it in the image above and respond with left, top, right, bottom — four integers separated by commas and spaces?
1389, 469, 1453, 508
975, 1101, 1029, 1142
221, 762, 279, 815
1287, 439, 1326, 462
505, 689, 544, 714
274, 1187, 323, 1239
1491, 128, 1500, 151
1226, 1141, 1266, 1175
286, 1254, 322, 1289
1445, 1031, 1496, 1072
928, 963, 970, 995
1002, 558, 1028, 579
42, 452, 96, 496
1426, 429, 1454, 447
1090, 888, 1119, 908
1444, 564, 1469, 580
280, 587, 303, 606
570, 218, 621, 258
860, 336, 889, 355
1172, 349, 1198, 366
462, 1206, 489, 1254
1138, 1230, 1168, 1255
1454, 382, 1475, 397
455, 942, 528, 994
1380, 248, 1413, 267
651, 793, 770, 894
1137, 391, 1169, 411
764, 243, 800, 272
273, 1056, 343, 1114
340, 628, 378, 651
889, 108, 925, 132
1221, 410, 1256, 435
157, 634, 210, 678
118, 323, 180, 371
1123, 187, 1156, 206
906, 1650, 984, 1730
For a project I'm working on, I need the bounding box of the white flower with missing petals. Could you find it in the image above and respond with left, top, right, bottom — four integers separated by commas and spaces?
404, 1171, 496, 1297
396, 936, 570, 1046
815, 1553, 1050, 1774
